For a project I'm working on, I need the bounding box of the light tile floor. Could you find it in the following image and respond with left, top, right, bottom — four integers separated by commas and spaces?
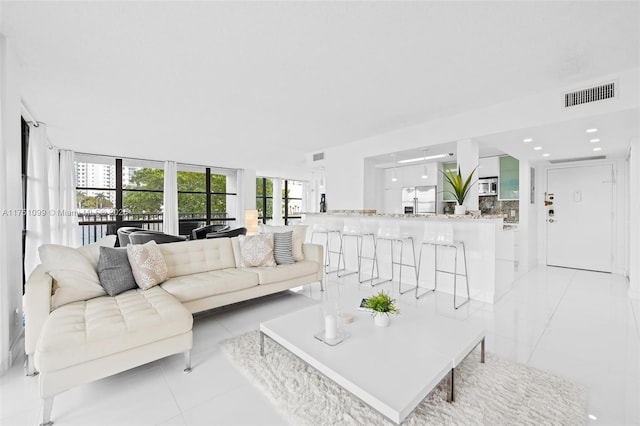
1, 266, 638, 426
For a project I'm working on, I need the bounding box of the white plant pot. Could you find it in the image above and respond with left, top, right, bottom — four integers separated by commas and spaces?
374, 314, 390, 327
454, 204, 466, 215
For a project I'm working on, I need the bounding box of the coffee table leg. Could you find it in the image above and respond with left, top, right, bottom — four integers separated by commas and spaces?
481, 337, 485, 364
260, 331, 265, 356
449, 368, 455, 403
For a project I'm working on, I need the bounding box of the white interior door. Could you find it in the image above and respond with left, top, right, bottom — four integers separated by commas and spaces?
546, 164, 613, 272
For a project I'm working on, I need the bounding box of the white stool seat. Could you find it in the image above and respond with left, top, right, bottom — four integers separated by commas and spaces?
372, 220, 417, 294
311, 217, 345, 274
337, 218, 379, 282
416, 223, 470, 309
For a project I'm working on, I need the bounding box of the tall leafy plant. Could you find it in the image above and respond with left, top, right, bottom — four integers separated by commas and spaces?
442, 166, 478, 206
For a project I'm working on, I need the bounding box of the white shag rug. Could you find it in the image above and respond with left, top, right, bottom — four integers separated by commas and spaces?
222, 330, 587, 426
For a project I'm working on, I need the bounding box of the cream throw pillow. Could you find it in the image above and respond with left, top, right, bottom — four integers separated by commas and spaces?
260, 224, 307, 261
38, 244, 108, 310
238, 234, 276, 267
126, 240, 169, 290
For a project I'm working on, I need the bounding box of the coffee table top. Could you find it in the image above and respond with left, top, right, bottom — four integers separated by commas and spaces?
259, 294, 484, 424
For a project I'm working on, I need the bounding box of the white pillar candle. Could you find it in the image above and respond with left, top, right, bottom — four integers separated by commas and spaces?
324, 314, 337, 339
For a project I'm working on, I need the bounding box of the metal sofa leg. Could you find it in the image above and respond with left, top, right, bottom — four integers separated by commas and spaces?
184, 350, 192, 373
25, 353, 39, 377
40, 396, 54, 426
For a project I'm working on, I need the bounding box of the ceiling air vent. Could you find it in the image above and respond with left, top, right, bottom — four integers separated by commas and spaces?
313, 152, 325, 162
548, 155, 606, 164
564, 82, 615, 108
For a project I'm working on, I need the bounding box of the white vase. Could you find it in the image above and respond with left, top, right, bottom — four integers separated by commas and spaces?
454, 204, 466, 215
374, 314, 390, 327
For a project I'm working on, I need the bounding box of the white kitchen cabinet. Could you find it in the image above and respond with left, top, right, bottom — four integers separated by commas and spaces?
478, 156, 499, 178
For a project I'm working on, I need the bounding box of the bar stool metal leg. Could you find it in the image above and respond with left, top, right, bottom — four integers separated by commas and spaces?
337, 233, 358, 278
359, 233, 380, 283
453, 242, 471, 310
416, 242, 436, 299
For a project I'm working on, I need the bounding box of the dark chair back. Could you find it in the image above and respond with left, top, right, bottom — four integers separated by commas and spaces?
117, 226, 147, 247
206, 227, 247, 239
128, 231, 187, 245
191, 224, 231, 240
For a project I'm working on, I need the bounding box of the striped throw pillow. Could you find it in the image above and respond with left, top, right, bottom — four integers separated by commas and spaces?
273, 231, 295, 265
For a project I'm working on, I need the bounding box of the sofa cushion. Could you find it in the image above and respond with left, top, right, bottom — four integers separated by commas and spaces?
252, 260, 320, 285
260, 224, 307, 261
272, 231, 295, 265
237, 234, 276, 267
34, 286, 192, 373
39, 244, 107, 310
159, 238, 236, 277
97, 246, 137, 296
160, 269, 259, 303
76, 235, 118, 270
127, 240, 169, 290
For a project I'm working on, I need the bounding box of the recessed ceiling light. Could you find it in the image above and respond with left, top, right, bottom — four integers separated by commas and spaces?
533, 146, 542, 151
586, 128, 598, 133
542, 153, 550, 157
523, 138, 533, 143
593, 147, 602, 152
589, 138, 600, 143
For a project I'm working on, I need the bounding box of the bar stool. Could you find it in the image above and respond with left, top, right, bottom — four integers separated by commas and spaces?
416, 222, 470, 309
336, 218, 379, 282
310, 217, 344, 274
371, 219, 418, 294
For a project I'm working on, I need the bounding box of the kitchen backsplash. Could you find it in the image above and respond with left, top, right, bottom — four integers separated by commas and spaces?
480, 197, 519, 222
442, 197, 519, 222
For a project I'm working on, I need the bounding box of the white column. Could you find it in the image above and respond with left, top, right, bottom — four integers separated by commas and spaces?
629, 137, 639, 299
456, 139, 479, 211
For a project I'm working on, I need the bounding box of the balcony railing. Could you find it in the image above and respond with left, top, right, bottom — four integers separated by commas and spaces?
78, 212, 230, 246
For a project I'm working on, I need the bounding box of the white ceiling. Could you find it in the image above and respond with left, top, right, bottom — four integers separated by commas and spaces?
2, 1, 639, 175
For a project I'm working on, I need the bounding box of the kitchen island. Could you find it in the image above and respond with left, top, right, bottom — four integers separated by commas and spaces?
301, 211, 515, 304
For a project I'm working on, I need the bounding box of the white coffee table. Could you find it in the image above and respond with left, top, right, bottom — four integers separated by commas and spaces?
259, 298, 485, 424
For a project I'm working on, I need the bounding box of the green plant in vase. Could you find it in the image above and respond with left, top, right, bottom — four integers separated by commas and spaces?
442, 165, 478, 214
363, 291, 399, 327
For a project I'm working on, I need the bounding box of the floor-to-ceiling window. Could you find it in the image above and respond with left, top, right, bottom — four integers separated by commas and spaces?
75, 154, 238, 244
257, 177, 305, 225
283, 180, 303, 224
256, 177, 273, 224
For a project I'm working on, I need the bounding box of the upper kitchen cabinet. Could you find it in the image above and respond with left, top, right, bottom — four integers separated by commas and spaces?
441, 161, 457, 201
478, 156, 499, 178
499, 155, 519, 200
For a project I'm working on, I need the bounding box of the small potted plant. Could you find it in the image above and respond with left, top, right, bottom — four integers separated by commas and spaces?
442, 165, 478, 215
363, 291, 399, 327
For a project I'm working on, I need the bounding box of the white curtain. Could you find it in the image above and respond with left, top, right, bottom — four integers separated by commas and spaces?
55, 150, 80, 246
235, 169, 246, 228
162, 160, 179, 235
24, 124, 52, 276
271, 178, 284, 225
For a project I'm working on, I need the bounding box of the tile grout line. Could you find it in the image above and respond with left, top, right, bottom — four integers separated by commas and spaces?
525, 268, 577, 365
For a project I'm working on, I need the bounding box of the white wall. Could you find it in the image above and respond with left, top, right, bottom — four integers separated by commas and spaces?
628, 137, 639, 298
322, 69, 639, 212
0, 36, 25, 374
321, 70, 638, 276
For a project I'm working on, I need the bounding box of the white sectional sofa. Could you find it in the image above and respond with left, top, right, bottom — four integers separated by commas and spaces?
25, 234, 323, 426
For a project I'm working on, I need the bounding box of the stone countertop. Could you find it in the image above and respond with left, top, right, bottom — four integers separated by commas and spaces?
302, 211, 505, 221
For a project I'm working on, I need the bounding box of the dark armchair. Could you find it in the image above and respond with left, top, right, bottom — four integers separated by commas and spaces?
190, 224, 231, 240
128, 231, 188, 245
205, 227, 247, 239
117, 227, 148, 247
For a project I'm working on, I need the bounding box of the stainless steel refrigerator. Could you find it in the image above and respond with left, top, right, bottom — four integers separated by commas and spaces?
402, 186, 437, 214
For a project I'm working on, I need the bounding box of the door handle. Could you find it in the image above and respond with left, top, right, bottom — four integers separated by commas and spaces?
548, 219, 556, 223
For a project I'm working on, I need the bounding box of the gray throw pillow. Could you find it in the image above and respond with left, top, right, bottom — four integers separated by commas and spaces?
97, 246, 138, 296
273, 231, 295, 265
